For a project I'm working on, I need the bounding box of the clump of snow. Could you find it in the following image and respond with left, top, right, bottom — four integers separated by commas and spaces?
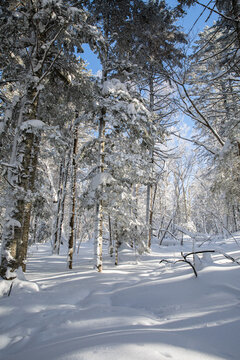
102, 79, 128, 96
11, 278, 39, 294
20, 120, 45, 131
2, 251, 14, 263
0, 280, 12, 297
5, 268, 17, 280
218, 139, 233, 159
6, 218, 21, 228
0, 269, 39, 297
90, 172, 115, 190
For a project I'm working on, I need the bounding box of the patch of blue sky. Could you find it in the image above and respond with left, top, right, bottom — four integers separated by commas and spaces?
81, 44, 101, 75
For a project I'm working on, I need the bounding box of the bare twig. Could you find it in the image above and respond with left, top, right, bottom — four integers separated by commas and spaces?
173, 132, 216, 155
8, 282, 14, 296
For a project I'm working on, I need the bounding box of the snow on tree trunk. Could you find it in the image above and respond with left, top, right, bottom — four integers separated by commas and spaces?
68, 122, 78, 270
108, 215, 113, 257
146, 74, 154, 249
52, 153, 70, 255
114, 222, 120, 266
18, 133, 40, 272
94, 112, 106, 272
52, 160, 64, 254
0, 123, 42, 279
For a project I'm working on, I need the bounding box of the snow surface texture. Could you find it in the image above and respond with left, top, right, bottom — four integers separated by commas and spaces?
1, 235, 240, 360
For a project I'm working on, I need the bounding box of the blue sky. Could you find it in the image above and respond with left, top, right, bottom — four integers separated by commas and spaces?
81, 1, 218, 74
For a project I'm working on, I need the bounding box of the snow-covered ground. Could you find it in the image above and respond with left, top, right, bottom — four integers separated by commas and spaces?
1, 235, 240, 360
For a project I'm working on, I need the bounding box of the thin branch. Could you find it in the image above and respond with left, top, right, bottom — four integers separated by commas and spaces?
181, 84, 225, 146
37, 48, 63, 85
39, 25, 65, 73
173, 132, 216, 155
3, 175, 15, 189
158, 228, 179, 241
160, 249, 240, 278
210, 57, 240, 81
188, 0, 212, 35
195, 1, 237, 22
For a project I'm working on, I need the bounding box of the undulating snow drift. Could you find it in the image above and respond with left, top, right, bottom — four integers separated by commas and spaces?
1, 234, 240, 360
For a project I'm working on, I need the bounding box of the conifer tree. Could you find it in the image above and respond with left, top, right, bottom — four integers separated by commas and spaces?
0, 0, 102, 279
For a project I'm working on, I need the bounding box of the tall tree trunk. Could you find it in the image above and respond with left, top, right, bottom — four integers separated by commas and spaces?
94, 111, 106, 272
146, 71, 154, 248
18, 133, 40, 271
148, 182, 158, 248
68, 120, 79, 270
108, 215, 113, 257
0, 81, 42, 278
52, 160, 64, 254
114, 222, 120, 266
52, 152, 70, 255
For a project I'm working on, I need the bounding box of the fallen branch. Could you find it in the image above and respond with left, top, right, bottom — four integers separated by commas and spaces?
160, 256, 198, 277
160, 250, 240, 278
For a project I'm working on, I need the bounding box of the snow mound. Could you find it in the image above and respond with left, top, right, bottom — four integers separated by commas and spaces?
0, 278, 40, 297
0, 280, 12, 297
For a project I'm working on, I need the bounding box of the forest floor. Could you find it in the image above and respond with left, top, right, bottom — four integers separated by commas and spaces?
1, 234, 240, 360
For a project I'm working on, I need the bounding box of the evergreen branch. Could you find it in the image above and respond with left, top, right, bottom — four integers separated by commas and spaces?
210, 57, 240, 81
191, 26, 222, 58
197, 35, 238, 64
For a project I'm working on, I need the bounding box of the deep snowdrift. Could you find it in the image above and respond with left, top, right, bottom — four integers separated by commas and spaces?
1, 234, 240, 360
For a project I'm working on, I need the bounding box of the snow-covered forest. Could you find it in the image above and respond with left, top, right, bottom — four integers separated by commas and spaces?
0, 1, 240, 359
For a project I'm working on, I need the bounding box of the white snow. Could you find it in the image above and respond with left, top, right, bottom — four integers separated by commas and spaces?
0, 234, 240, 360
90, 172, 115, 190
6, 218, 21, 228
20, 120, 45, 131
102, 79, 128, 96
0, 122, 4, 135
